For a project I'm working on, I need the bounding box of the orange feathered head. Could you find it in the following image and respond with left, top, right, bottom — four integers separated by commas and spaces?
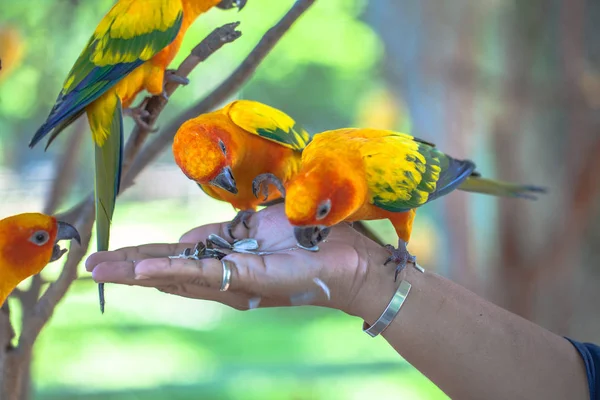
285, 160, 367, 249
0, 213, 80, 305
172, 115, 239, 194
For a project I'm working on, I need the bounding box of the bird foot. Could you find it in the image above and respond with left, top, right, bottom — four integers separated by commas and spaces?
124, 99, 158, 132
227, 209, 255, 240
161, 70, 189, 101
384, 239, 417, 281
165, 69, 190, 85
252, 173, 286, 201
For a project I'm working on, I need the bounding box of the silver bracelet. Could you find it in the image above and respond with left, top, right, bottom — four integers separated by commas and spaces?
363, 264, 424, 337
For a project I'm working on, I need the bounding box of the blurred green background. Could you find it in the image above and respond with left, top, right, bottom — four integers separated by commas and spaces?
1, 0, 599, 399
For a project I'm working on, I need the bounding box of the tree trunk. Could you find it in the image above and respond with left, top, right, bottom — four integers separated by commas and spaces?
0, 351, 26, 400
0, 303, 27, 400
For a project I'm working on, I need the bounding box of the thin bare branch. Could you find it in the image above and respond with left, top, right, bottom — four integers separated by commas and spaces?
123, 0, 316, 188
43, 118, 86, 216
0, 303, 14, 352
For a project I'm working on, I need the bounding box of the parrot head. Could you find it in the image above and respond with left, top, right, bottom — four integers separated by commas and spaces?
0, 213, 81, 305
173, 117, 239, 194
285, 161, 367, 249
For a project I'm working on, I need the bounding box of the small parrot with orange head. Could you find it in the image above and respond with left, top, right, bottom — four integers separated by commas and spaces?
0, 213, 81, 306
172, 99, 312, 238
29, 0, 246, 312
282, 128, 546, 278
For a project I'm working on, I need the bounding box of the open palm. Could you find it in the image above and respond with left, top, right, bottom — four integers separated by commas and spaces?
86, 203, 390, 314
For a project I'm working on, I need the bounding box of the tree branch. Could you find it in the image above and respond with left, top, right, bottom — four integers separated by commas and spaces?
123, 0, 316, 188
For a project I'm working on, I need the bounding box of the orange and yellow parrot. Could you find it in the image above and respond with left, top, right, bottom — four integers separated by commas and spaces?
172, 99, 311, 238
29, 0, 245, 312
0, 213, 80, 306
283, 128, 546, 278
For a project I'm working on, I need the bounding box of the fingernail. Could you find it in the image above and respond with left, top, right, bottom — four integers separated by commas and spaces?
135, 275, 151, 280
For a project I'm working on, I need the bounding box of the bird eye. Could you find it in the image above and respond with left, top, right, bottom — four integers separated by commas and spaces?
316, 199, 331, 220
29, 230, 50, 246
218, 140, 227, 155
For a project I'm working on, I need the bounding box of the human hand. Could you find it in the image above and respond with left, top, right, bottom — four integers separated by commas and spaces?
85, 203, 398, 317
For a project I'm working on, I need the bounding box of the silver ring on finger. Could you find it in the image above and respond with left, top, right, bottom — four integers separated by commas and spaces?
220, 259, 233, 292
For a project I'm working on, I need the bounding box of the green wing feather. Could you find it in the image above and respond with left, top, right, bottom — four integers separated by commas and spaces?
227, 100, 312, 151
363, 132, 475, 212
30, 2, 183, 148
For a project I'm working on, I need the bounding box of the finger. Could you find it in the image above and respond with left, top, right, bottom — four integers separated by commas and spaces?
91, 260, 170, 288
133, 256, 237, 290
85, 243, 192, 271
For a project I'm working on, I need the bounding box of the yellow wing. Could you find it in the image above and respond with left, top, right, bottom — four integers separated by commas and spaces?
224, 100, 312, 151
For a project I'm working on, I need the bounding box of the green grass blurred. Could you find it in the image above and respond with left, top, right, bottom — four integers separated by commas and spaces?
12, 198, 448, 399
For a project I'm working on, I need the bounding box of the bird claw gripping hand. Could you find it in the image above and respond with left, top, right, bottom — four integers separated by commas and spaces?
227, 210, 255, 240
252, 173, 287, 201
384, 239, 420, 281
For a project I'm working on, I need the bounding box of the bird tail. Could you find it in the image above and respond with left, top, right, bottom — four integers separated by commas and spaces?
458, 176, 547, 200
93, 95, 123, 314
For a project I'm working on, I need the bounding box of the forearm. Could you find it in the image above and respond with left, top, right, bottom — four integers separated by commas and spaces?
349, 250, 589, 400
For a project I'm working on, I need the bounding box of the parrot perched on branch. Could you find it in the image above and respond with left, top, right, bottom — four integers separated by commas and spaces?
0, 213, 81, 307
29, 0, 246, 313
172, 99, 311, 238
281, 128, 546, 278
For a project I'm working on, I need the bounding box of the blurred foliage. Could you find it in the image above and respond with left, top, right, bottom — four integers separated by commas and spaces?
0, 0, 445, 399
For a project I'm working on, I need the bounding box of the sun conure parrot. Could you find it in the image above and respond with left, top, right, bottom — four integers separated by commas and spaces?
28, 0, 246, 312
172, 99, 312, 238
282, 128, 546, 278
0, 213, 81, 306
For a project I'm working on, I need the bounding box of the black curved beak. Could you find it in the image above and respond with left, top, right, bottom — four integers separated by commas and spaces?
210, 166, 238, 195
294, 226, 331, 251
50, 221, 81, 262
216, 0, 247, 11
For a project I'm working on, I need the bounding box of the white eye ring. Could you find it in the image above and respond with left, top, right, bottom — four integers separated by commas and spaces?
29, 230, 50, 246
316, 199, 331, 220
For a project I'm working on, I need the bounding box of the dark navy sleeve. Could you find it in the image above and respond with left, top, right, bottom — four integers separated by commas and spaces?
566, 337, 600, 400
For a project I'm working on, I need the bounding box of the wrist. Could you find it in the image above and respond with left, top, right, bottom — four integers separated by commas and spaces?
345, 243, 421, 326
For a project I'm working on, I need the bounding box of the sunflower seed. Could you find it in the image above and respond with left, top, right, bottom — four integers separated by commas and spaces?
232, 238, 259, 251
